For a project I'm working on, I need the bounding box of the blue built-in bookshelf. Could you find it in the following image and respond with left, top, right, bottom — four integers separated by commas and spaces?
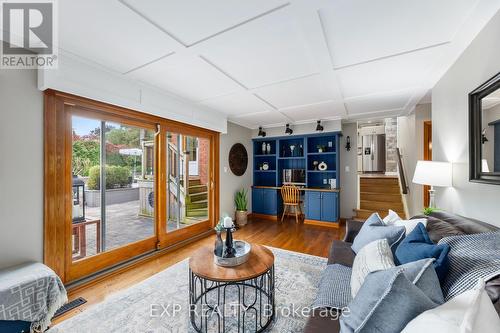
252, 132, 341, 223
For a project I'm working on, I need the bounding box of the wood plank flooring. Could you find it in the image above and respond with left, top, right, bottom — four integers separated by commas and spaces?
53, 217, 344, 325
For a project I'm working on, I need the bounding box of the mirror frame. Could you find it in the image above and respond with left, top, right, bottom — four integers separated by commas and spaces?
469, 71, 500, 184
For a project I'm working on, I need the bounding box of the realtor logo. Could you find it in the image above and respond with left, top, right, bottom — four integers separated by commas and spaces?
1, 0, 58, 69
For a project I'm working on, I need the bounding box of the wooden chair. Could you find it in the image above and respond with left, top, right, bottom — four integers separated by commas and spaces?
281, 185, 302, 223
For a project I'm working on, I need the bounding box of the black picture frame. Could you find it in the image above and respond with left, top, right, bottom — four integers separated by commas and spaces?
469, 71, 500, 184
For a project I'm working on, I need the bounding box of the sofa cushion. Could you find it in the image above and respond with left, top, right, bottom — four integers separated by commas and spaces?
351, 239, 395, 298
328, 240, 355, 267
340, 267, 439, 333
402, 279, 500, 333
395, 223, 450, 282
313, 264, 352, 310
351, 213, 405, 254
438, 232, 500, 301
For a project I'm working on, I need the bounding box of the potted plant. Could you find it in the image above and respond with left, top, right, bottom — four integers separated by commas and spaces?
317, 145, 326, 153
234, 189, 248, 226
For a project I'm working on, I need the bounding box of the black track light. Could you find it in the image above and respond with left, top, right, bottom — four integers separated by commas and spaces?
316, 120, 324, 132
258, 126, 266, 137
285, 124, 293, 135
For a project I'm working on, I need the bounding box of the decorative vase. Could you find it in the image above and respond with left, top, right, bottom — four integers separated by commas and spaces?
223, 228, 236, 258
266, 143, 271, 154
262, 142, 266, 155
313, 161, 319, 170
235, 210, 248, 226
214, 231, 223, 257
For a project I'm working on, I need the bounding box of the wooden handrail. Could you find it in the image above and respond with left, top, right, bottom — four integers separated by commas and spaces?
396, 148, 409, 194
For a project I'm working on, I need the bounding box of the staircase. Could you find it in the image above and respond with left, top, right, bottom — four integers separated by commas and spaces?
354, 176, 406, 220
186, 178, 208, 218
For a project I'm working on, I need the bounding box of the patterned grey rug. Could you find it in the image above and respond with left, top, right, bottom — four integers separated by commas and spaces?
49, 247, 326, 333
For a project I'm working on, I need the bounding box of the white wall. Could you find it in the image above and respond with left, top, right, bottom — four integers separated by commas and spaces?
432, 9, 500, 227
340, 123, 358, 219
250, 119, 342, 138
0, 68, 44, 268
397, 104, 431, 217
219, 122, 253, 217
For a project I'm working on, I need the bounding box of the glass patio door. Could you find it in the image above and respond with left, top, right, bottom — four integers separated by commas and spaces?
69, 113, 158, 279
160, 130, 212, 245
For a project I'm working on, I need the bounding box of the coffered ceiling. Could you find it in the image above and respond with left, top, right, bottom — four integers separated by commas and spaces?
55, 0, 498, 129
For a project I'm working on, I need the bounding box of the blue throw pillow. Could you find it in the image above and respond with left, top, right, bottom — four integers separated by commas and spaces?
395, 223, 450, 283
340, 266, 439, 333
351, 213, 405, 254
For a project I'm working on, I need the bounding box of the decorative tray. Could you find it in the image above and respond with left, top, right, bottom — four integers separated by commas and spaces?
214, 240, 252, 267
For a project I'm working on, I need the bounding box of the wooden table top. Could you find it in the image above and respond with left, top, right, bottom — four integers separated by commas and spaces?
189, 244, 274, 282
252, 185, 340, 192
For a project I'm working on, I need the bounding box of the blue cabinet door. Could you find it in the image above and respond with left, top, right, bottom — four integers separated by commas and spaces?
262, 189, 277, 215
306, 191, 322, 221
321, 192, 338, 222
252, 188, 264, 214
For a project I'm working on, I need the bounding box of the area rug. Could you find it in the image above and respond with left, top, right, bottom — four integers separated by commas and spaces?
48, 247, 326, 333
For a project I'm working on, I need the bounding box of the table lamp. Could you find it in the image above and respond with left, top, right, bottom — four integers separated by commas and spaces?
413, 161, 452, 208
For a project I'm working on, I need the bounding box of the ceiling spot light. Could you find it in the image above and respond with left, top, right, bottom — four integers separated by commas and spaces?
316, 120, 324, 132
285, 124, 293, 135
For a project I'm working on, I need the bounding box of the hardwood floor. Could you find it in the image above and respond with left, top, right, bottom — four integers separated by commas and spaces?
53, 217, 344, 325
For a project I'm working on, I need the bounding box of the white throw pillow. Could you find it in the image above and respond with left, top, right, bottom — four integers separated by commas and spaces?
350, 238, 395, 298
402, 279, 500, 333
383, 209, 401, 225
383, 209, 427, 234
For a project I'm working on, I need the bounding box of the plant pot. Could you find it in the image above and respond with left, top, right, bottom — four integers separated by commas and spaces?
235, 210, 248, 226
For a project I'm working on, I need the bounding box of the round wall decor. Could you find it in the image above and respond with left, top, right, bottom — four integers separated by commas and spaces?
228, 143, 248, 176
318, 162, 328, 171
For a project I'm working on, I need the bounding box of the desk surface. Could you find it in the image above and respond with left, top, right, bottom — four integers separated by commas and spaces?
252, 185, 340, 193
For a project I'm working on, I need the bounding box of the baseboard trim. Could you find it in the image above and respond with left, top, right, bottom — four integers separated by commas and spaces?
303, 219, 340, 228
249, 213, 278, 221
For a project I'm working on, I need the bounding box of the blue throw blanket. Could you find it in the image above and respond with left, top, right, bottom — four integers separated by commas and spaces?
0, 262, 67, 332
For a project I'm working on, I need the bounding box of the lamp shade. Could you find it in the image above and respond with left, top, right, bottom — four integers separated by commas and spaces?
413, 161, 452, 187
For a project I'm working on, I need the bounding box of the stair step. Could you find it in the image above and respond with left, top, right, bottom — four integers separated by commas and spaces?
360, 200, 404, 212
354, 209, 405, 220
190, 192, 208, 202
186, 208, 208, 217
187, 200, 208, 209
360, 177, 399, 186
360, 184, 400, 194
188, 184, 207, 194
360, 192, 403, 203
189, 178, 202, 186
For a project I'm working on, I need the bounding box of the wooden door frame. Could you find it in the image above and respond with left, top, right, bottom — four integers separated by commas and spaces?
423, 121, 432, 207
44, 90, 219, 283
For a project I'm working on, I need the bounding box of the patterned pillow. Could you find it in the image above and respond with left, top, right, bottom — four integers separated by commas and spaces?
438, 232, 500, 300
351, 239, 395, 298
312, 264, 352, 309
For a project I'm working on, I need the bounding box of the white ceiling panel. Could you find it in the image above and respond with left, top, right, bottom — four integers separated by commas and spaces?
320, 0, 479, 68
127, 54, 242, 102
281, 100, 346, 122
336, 46, 447, 98
229, 110, 289, 128
198, 7, 319, 88
121, 0, 288, 46
199, 91, 273, 116
59, 0, 178, 74
345, 90, 413, 115
253, 74, 342, 109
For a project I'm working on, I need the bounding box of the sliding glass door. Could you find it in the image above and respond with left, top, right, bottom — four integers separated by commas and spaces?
71, 115, 156, 262
44, 90, 219, 283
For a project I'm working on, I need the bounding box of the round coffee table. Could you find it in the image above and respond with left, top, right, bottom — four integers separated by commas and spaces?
189, 244, 275, 333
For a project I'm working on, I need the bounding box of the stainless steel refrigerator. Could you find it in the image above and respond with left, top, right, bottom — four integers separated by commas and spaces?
362, 134, 386, 172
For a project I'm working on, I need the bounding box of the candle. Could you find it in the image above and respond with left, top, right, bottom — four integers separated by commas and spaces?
223, 216, 233, 228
